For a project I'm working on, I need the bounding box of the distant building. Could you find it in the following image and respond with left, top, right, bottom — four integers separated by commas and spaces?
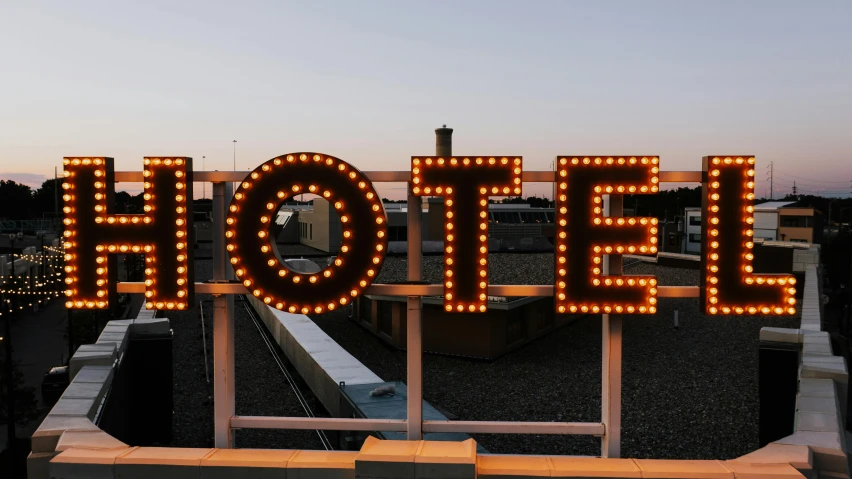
684, 207, 702, 254
778, 206, 824, 243
681, 201, 824, 255
277, 198, 555, 253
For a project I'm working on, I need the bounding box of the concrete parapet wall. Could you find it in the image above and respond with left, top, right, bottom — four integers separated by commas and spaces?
48, 439, 809, 479
756, 265, 850, 479
28, 314, 170, 479
246, 295, 381, 417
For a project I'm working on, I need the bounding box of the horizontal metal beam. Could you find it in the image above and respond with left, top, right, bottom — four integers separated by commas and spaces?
116, 282, 699, 298
422, 420, 605, 436
230, 416, 407, 432
113, 170, 702, 184
229, 416, 604, 436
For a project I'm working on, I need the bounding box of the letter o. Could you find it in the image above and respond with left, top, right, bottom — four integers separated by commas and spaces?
227, 153, 387, 314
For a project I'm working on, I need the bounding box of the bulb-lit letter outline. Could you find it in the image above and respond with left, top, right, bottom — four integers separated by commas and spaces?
701, 156, 797, 315
62, 157, 194, 311
411, 156, 522, 313
227, 153, 387, 315
554, 156, 659, 315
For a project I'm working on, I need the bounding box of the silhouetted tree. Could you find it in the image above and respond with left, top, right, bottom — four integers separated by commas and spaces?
0, 181, 33, 219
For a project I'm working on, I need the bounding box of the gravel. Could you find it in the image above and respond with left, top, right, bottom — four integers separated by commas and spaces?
166, 241, 325, 450
311, 254, 801, 458
168, 245, 801, 458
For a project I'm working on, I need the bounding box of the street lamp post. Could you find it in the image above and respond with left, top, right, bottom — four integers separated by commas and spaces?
202, 156, 206, 199
232, 140, 237, 192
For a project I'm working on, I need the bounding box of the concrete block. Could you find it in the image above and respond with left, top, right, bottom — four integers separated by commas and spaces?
722, 461, 805, 479
797, 397, 838, 415
799, 379, 836, 398
56, 430, 129, 451
733, 443, 812, 471
288, 450, 358, 479
72, 365, 114, 385
414, 438, 477, 479
132, 317, 170, 335
49, 447, 135, 479
32, 416, 100, 453
62, 381, 108, 402
634, 459, 734, 479
114, 447, 214, 479
27, 451, 59, 479
356, 436, 420, 479
69, 350, 116, 382
775, 432, 847, 475
549, 457, 641, 478
796, 411, 841, 433
48, 397, 98, 419
200, 448, 295, 479
761, 328, 801, 344
97, 332, 128, 351
102, 323, 130, 335
803, 343, 833, 355
477, 455, 551, 478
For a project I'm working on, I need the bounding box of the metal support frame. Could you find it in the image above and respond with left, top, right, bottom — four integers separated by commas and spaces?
212, 182, 235, 448
112, 163, 703, 454
601, 194, 624, 458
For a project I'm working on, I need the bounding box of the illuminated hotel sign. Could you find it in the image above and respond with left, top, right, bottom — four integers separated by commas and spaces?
62, 153, 795, 316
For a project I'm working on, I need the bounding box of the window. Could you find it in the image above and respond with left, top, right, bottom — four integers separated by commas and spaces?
689, 216, 701, 226
309, 224, 312, 240
782, 216, 811, 228
689, 233, 701, 243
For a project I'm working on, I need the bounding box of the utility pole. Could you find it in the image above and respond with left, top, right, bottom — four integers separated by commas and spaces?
767, 161, 774, 200
793, 181, 797, 196
54, 167, 59, 217
232, 140, 237, 192
202, 156, 206, 199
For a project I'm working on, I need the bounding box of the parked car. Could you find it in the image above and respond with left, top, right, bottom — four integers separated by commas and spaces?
41, 366, 70, 405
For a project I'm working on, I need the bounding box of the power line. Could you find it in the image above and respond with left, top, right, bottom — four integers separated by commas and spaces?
775, 171, 850, 185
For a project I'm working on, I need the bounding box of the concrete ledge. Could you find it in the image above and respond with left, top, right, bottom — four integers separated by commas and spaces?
49, 447, 135, 479
415, 439, 477, 479
477, 454, 551, 478
27, 451, 60, 479
200, 449, 296, 479
549, 457, 641, 478
247, 295, 381, 417
114, 446, 215, 479
760, 328, 802, 344
69, 344, 117, 380
287, 450, 358, 479
355, 436, 421, 479
635, 459, 733, 479
734, 443, 812, 471
55, 430, 129, 452
32, 416, 101, 453
723, 461, 805, 479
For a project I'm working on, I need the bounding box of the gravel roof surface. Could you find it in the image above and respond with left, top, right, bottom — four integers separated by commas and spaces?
168, 247, 801, 458
166, 241, 325, 450
311, 255, 800, 458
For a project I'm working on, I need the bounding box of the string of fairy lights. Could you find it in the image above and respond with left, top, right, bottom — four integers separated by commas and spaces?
0, 246, 65, 317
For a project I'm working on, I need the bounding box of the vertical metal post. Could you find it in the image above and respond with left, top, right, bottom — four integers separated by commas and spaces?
212, 181, 235, 448
406, 190, 422, 440
601, 194, 623, 458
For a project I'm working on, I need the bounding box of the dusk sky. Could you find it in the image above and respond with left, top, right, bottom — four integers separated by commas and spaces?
1, 1, 850, 198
